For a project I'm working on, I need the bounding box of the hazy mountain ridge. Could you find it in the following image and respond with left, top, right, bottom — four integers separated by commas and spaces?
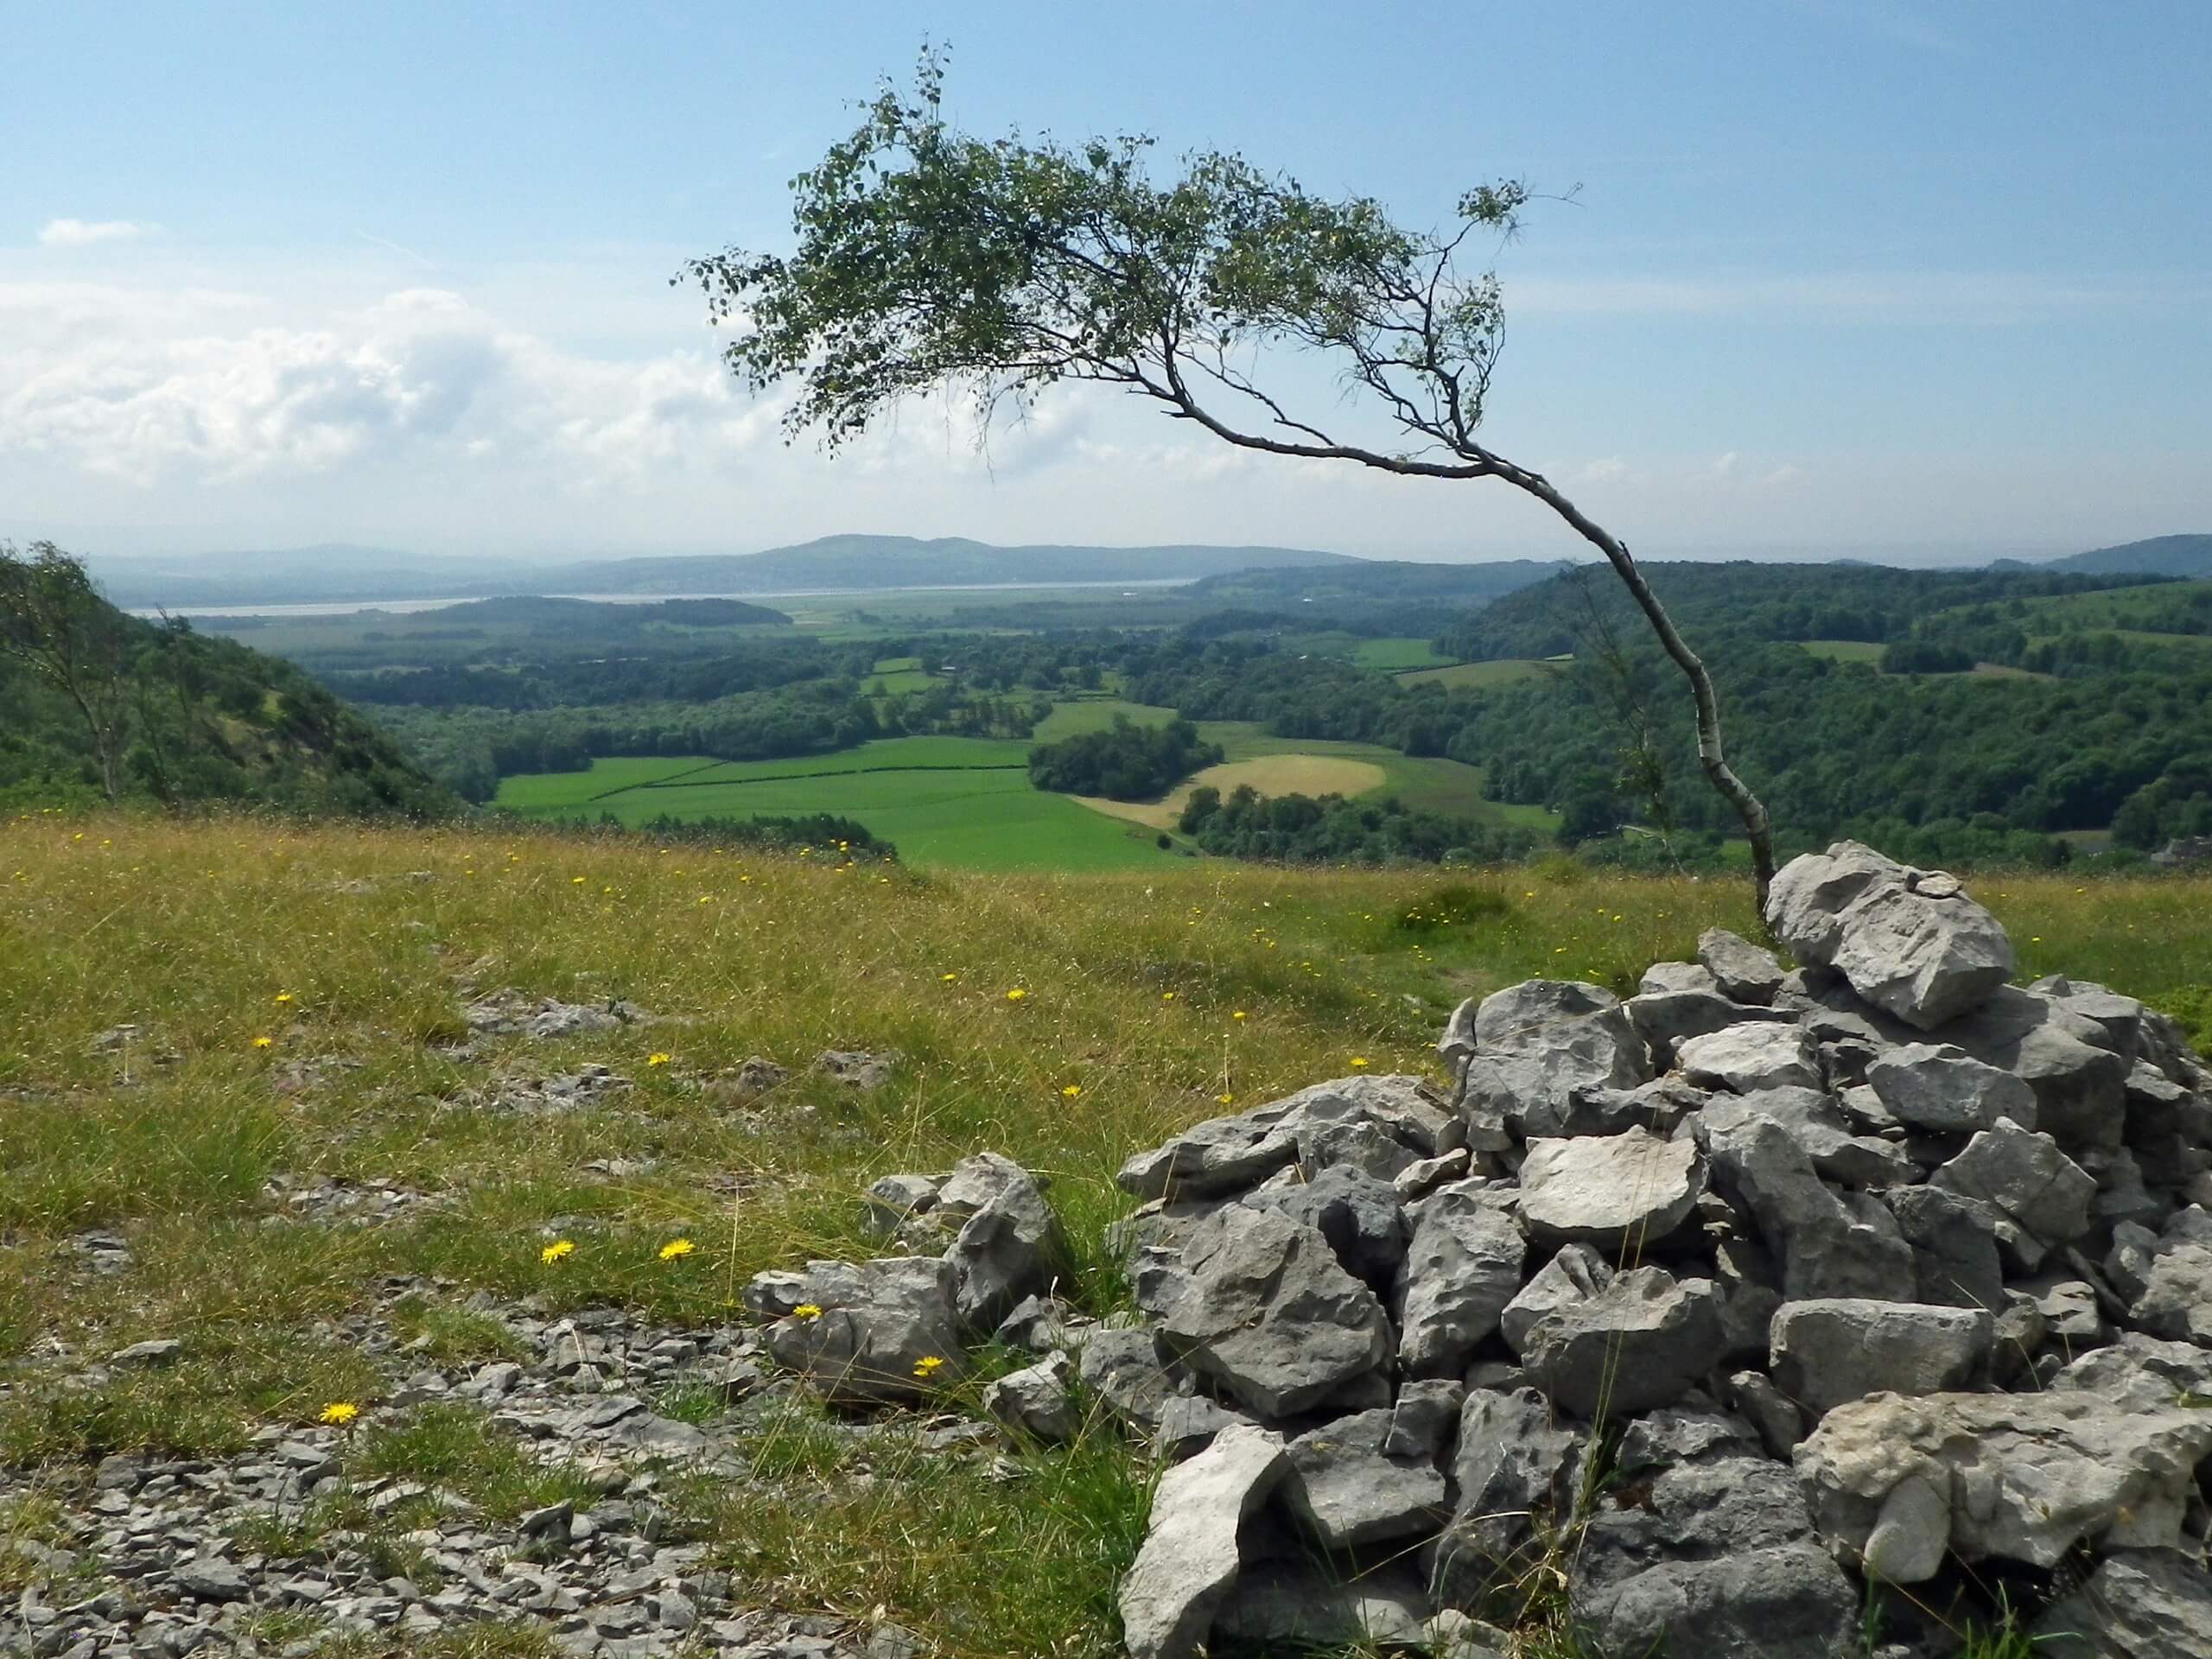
2033, 534, 2212, 579
92, 535, 1357, 607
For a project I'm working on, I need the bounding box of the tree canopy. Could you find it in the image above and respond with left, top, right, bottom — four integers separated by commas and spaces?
683, 52, 1778, 898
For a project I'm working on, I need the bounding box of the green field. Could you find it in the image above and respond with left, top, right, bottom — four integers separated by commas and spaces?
1395, 657, 1559, 689
1028, 698, 1179, 741
496, 736, 1176, 872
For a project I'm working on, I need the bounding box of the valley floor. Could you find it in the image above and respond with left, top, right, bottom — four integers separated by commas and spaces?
3, 814, 2209, 1656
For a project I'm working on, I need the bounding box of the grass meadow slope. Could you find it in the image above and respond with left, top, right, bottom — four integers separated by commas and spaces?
5, 812, 2210, 1654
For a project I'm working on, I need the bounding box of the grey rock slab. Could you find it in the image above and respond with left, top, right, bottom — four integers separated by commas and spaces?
1116, 1423, 1287, 1659
1516, 1128, 1704, 1250
942, 1157, 1067, 1332
1240, 1165, 1408, 1294
1929, 1117, 2096, 1252
1678, 1019, 1823, 1094
1116, 1112, 1299, 1202
1284, 1408, 1451, 1548
861, 1174, 938, 1238
1624, 988, 1795, 1070
814, 1048, 894, 1090
111, 1338, 183, 1368
1866, 1042, 2037, 1134
1395, 1181, 1524, 1378
2031, 1548, 2212, 1659
1640, 959, 1719, 996
1392, 1147, 1470, 1201
1210, 1560, 1431, 1653
2126, 1205, 2212, 1346
1457, 981, 1651, 1141
1500, 1242, 1614, 1356
982, 1350, 1078, 1445
1158, 1205, 1393, 1419
1882, 1185, 2006, 1312
1076, 1327, 1176, 1435
175, 1558, 249, 1601
743, 1256, 965, 1405
1700, 1108, 1920, 1301
1570, 1454, 1858, 1659
1769, 1299, 1993, 1417
1795, 1389, 2212, 1580
1519, 1266, 1724, 1420
1431, 1386, 1587, 1605
1700, 1087, 1916, 1190
1764, 842, 2013, 1029
1932, 985, 2129, 1151
1698, 927, 1786, 1004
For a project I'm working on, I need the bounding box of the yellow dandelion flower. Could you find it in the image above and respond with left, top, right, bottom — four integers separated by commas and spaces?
658, 1237, 695, 1261
1217, 1092, 1235, 1105
1232, 1010, 1247, 1020
251, 1035, 273, 1050
1350, 1056, 1370, 1069
1061, 1084, 1082, 1099
1005, 988, 1027, 1001
319, 1402, 359, 1427
912, 1354, 945, 1378
791, 1303, 823, 1321
541, 1239, 575, 1264
647, 1052, 671, 1067
571, 875, 586, 885
941, 972, 958, 982
1160, 991, 1176, 1001
273, 992, 293, 1005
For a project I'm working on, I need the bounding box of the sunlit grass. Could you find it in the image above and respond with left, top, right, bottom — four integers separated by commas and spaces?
3, 809, 2209, 1654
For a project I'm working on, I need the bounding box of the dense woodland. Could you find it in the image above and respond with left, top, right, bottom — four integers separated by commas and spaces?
1027, 717, 1222, 800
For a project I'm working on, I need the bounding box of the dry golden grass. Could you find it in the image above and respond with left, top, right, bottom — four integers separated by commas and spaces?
1074, 753, 1391, 830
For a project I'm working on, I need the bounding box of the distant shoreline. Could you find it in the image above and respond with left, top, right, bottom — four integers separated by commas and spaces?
129, 577, 1197, 620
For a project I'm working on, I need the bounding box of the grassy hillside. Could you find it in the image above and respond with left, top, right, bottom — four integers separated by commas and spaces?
3, 814, 2209, 1656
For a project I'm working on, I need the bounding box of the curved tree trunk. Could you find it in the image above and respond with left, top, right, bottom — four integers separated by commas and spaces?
1509, 472, 1777, 910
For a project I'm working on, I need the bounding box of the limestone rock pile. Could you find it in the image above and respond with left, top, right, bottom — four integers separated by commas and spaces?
1091, 842, 2212, 1658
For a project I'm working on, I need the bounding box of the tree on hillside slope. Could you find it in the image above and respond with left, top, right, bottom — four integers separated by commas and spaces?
0, 540, 134, 800
682, 52, 1778, 900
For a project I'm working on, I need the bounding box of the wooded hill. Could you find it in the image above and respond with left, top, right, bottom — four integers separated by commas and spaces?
0, 545, 451, 818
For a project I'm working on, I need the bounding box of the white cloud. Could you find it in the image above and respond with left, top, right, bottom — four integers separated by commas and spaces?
0, 283, 788, 489
38, 218, 149, 248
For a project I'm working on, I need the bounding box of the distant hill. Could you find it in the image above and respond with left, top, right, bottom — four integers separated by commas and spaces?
87, 545, 542, 608
92, 536, 1359, 607
2038, 535, 2212, 579
490, 535, 1357, 596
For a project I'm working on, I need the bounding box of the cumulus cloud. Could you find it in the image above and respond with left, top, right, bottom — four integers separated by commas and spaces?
0, 282, 789, 489
38, 219, 148, 248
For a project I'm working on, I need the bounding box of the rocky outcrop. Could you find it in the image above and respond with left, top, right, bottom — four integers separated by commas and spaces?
1090, 844, 2212, 1655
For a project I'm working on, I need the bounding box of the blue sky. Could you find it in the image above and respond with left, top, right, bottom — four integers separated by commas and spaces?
6, 1, 2209, 563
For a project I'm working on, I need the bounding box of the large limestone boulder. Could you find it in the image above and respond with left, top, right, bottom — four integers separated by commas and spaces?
1768, 1299, 1993, 1417
1118, 1423, 1287, 1659
1516, 1128, 1704, 1251
1930, 985, 2130, 1150
1157, 1205, 1393, 1418
2118, 1205, 2212, 1345
1677, 1020, 1822, 1094
1697, 927, 1786, 1005
743, 1257, 966, 1405
1765, 842, 2013, 1030
1795, 1389, 2212, 1581
1116, 1075, 1452, 1201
